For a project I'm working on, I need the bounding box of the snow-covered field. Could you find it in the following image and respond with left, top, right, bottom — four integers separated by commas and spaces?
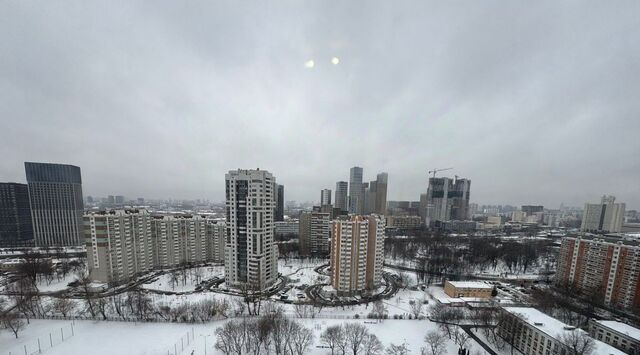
1, 318, 488, 355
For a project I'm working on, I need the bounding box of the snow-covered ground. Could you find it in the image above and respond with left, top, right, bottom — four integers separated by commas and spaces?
1, 318, 488, 355
36, 274, 76, 293
141, 265, 224, 292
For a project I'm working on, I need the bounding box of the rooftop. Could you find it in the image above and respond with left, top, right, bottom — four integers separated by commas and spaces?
504, 307, 625, 355
595, 320, 640, 340
446, 281, 493, 289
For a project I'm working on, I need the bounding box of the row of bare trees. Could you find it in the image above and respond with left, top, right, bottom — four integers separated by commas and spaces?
215, 311, 314, 355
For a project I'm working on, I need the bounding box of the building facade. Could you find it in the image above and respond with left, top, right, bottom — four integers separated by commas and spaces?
25, 162, 84, 246
85, 209, 154, 284
589, 319, 640, 354
424, 176, 471, 223
348, 167, 364, 215
151, 214, 209, 268
555, 235, 640, 310
85, 210, 225, 284
0, 183, 33, 247
330, 215, 385, 295
206, 220, 226, 263
444, 281, 492, 298
225, 169, 278, 290
581, 195, 625, 233
321, 189, 332, 206
497, 307, 623, 355
274, 220, 299, 237
275, 184, 284, 222
299, 211, 330, 256
335, 181, 349, 212
385, 215, 422, 229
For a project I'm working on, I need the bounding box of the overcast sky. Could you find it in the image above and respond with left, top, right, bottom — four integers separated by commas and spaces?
1, 2, 639, 208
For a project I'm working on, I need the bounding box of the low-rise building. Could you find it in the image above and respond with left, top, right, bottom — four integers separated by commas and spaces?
385, 215, 422, 229
497, 307, 624, 355
589, 319, 640, 354
444, 280, 493, 298
274, 220, 299, 237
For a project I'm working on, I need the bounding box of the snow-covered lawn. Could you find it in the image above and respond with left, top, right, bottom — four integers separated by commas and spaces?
1, 318, 487, 355
36, 274, 76, 293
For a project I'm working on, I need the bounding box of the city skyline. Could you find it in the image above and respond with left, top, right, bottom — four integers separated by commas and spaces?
1, 2, 639, 209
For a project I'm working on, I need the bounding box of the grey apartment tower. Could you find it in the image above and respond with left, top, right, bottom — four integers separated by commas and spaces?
0, 183, 34, 247
25, 162, 84, 246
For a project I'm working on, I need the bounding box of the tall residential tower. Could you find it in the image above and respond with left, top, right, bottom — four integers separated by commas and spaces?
348, 167, 364, 214
225, 169, 278, 290
335, 181, 348, 212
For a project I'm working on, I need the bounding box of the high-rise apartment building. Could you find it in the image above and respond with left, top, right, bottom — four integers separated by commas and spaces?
86, 209, 226, 284
0, 183, 34, 247
25, 162, 84, 246
330, 215, 385, 295
424, 176, 471, 223
348, 167, 364, 214
335, 181, 349, 212
521, 205, 543, 215
151, 214, 209, 267
275, 184, 284, 222
321, 189, 332, 206
581, 196, 625, 233
85, 209, 154, 284
299, 211, 330, 256
225, 169, 278, 290
206, 221, 226, 263
555, 235, 640, 311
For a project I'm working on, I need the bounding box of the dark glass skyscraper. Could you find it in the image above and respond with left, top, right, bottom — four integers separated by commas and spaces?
275, 184, 284, 222
25, 162, 84, 246
0, 183, 34, 247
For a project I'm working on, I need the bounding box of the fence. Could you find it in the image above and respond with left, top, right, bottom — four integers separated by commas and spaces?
6, 321, 76, 355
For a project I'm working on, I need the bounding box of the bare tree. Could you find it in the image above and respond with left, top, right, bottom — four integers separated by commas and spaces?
453, 329, 470, 352
2, 312, 25, 338
52, 298, 76, 318
345, 323, 369, 355
372, 301, 387, 322
422, 330, 446, 355
561, 330, 596, 355
386, 342, 410, 355
290, 322, 314, 355
321, 325, 346, 355
77, 275, 96, 317
362, 334, 384, 355
410, 300, 423, 319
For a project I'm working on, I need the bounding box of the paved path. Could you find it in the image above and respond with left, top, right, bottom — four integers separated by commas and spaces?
459, 324, 498, 355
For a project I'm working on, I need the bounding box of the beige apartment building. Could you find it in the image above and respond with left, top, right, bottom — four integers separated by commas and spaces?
444, 280, 493, 298
330, 215, 385, 295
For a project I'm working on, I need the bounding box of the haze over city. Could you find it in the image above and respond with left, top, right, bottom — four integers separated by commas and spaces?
1, 1, 639, 208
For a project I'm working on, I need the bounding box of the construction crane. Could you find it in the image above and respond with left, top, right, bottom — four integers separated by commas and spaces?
428, 167, 453, 178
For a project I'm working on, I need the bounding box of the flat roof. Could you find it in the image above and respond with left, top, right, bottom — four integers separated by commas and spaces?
446, 281, 492, 289
504, 308, 624, 355
595, 320, 640, 340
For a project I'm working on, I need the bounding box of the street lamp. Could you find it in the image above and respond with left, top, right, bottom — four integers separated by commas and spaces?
199, 334, 211, 355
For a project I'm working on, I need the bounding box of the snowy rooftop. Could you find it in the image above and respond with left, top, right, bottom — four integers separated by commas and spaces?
504, 308, 625, 355
446, 281, 492, 289
595, 320, 640, 340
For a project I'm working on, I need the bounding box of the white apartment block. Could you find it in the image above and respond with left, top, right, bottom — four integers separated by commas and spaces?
581, 195, 625, 233
497, 307, 624, 355
206, 220, 226, 263
589, 319, 640, 354
225, 169, 278, 291
86, 209, 224, 284
85, 209, 154, 284
151, 214, 208, 268
330, 215, 385, 295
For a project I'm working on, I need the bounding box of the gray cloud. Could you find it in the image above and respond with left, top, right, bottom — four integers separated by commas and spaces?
1, 1, 639, 208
